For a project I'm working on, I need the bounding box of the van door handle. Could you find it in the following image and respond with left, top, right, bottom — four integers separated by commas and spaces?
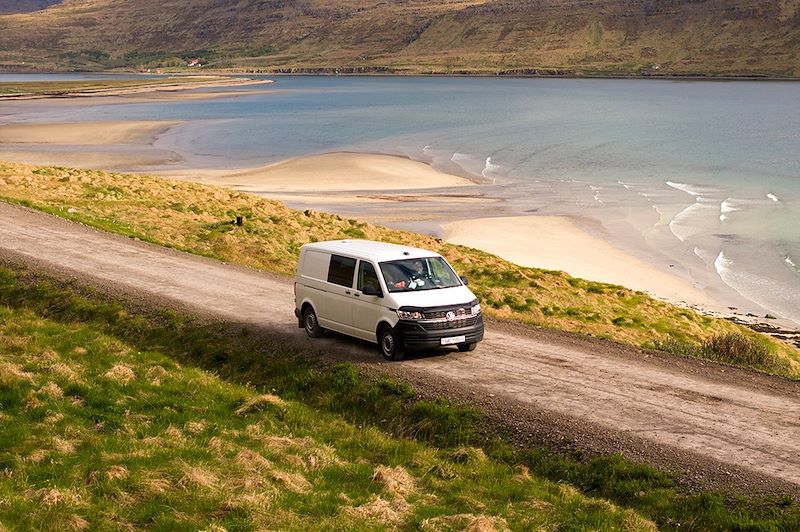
345, 290, 351, 295
354, 293, 360, 297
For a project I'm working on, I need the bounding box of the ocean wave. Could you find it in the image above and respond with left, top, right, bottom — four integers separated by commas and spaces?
666, 180, 702, 196
422, 145, 431, 153
668, 200, 717, 242
787, 256, 799, 272
715, 251, 800, 324
481, 156, 501, 178
450, 152, 470, 162
719, 198, 741, 222
767, 193, 780, 202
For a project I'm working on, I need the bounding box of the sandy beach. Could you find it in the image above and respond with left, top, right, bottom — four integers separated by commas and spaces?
0, 93, 766, 319
173, 152, 475, 193
0, 120, 179, 144
443, 215, 716, 308
0, 78, 275, 101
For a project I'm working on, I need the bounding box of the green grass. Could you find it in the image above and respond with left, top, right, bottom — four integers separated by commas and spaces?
0, 267, 658, 530
1, 162, 798, 378
1, 266, 799, 530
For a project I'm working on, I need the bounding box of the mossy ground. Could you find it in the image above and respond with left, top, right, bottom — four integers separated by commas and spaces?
2, 267, 799, 530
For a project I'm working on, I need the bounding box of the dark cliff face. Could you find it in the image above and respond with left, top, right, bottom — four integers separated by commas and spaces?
1, 0, 799, 77
0, 0, 60, 14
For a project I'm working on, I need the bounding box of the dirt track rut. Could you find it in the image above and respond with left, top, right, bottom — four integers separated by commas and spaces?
1, 201, 799, 494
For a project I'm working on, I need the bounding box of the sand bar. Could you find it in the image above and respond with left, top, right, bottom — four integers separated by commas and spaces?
0, 120, 179, 145
444, 215, 714, 307
174, 152, 475, 192
0, 78, 274, 101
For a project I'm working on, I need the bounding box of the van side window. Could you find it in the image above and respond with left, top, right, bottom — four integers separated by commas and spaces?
357, 261, 380, 292
327, 254, 356, 287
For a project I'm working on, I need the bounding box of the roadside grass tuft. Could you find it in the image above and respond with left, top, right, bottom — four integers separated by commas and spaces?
651, 331, 787, 375
1, 267, 800, 529
1, 161, 798, 377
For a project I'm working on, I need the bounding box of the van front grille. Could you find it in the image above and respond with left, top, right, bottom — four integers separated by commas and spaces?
419, 315, 479, 331
424, 307, 470, 320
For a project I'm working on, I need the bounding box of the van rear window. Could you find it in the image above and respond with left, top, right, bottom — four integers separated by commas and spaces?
327, 254, 356, 287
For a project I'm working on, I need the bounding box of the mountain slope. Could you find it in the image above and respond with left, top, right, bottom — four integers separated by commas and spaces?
1, 0, 799, 76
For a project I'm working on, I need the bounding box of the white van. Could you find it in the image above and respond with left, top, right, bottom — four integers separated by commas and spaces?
294, 239, 484, 360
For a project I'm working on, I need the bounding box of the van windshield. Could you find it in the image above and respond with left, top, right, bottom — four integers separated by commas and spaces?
380, 257, 462, 292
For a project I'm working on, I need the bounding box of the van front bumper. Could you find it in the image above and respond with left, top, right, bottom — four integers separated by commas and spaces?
395, 315, 484, 351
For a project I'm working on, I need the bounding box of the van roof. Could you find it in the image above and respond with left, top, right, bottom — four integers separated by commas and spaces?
301, 239, 441, 262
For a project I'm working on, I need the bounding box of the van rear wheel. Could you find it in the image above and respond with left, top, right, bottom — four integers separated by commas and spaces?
303, 307, 324, 338
457, 342, 477, 352
379, 327, 404, 361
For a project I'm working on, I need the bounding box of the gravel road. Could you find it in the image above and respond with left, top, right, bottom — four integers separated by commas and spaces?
2, 201, 799, 496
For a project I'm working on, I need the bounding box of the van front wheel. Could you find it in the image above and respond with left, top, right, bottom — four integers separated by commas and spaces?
303, 307, 324, 338
379, 327, 404, 361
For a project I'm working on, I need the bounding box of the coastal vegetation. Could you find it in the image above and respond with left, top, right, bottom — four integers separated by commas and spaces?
1, 161, 798, 378
1, 0, 799, 77
2, 266, 800, 529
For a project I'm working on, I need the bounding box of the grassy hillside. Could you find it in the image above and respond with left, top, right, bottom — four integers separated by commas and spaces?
0, 268, 659, 530
2, 265, 800, 529
1, 160, 798, 378
1, 0, 799, 76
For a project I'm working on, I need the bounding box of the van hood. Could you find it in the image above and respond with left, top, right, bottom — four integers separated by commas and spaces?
388, 285, 478, 309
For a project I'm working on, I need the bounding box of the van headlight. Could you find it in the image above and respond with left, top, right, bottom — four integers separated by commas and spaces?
471, 303, 481, 315
397, 310, 424, 320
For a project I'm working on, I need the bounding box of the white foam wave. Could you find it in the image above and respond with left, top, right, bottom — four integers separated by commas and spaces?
767, 193, 780, 202
450, 152, 470, 162
668, 200, 717, 242
715, 251, 800, 324
719, 198, 741, 222
787, 256, 799, 271
422, 145, 431, 153
481, 156, 501, 178
666, 181, 702, 196
720, 199, 739, 213
693, 247, 717, 267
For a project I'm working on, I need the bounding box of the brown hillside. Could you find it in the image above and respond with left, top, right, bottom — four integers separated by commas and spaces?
1, 0, 799, 76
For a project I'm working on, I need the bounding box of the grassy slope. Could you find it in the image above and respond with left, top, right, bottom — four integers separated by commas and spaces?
3, 267, 800, 530
0, 161, 797, 378
0, 269, 658, 530
0, 0, 799, 77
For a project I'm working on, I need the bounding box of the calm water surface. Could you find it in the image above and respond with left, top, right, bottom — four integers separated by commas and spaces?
3, 74, 799, 323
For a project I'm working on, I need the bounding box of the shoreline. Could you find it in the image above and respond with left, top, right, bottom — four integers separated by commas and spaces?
0, 77, 275, 101
0, 102, 796, 334
4, 68, 800, 82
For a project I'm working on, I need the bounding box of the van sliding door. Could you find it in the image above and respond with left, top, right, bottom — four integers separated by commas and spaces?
322, 254, 356, 331
353, 260, 383, 341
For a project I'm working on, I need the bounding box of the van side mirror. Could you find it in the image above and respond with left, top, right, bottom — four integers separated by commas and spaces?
362, 285, 383, 297
460, 276, 469, 286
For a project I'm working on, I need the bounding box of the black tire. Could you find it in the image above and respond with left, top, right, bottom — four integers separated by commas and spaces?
303, 307, 324, 338
379, 326, 404, 361
457, 342, 477, 352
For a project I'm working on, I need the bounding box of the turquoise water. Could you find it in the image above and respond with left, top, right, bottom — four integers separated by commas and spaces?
3, 74, 799, 323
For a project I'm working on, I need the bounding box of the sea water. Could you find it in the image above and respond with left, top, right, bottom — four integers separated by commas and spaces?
3, 74, 799, 324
